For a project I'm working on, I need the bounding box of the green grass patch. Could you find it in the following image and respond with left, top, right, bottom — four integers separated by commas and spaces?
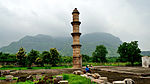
0, 66, 72, 70
0, 77, 18, 80
62, 74, 96, 84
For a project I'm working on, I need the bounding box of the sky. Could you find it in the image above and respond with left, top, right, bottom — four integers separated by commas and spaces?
0, 0, 150, 51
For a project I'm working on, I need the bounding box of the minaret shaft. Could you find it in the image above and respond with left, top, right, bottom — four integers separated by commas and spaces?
71, 8, 82, 68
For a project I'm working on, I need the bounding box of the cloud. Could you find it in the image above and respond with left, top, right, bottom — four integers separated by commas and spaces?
0, 0, 149, 50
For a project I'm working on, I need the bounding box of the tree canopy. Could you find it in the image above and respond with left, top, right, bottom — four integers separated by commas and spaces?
117, 41, 141, 66
16, 47, 27, 66
92, 45, 108, 63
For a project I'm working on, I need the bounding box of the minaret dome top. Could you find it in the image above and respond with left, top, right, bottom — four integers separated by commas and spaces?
72, 8, 80, 14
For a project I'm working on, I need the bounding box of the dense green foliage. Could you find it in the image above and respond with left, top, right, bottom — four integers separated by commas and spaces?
92, 45, 108, 63
60, 56, 73, 63
41, 51, 51, 64
0, 32, 122, 57
27, 49, 40, 66
16, 47, 27, 66
0, 52, 16, 62
117, 41, 141, 66
50, 48, 60, 66
82, 54, 90, 62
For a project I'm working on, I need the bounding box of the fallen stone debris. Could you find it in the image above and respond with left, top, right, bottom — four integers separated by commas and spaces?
73, 70, 135, 84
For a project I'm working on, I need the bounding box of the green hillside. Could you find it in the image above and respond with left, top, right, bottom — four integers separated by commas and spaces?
0, 32, 122, 57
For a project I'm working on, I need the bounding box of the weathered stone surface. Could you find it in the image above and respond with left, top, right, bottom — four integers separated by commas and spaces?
56, 76, 63, 81
59, 80, 68, 84
113, 81, 125, 84
2, 70, 10, 75
92, 73, 101, 79
71, 8, 82, 69
99, 77, 108, 83
36, 75, 42, 80
26, 75, 33, 81
5, 75, 13, 81
123, 78, 135, 84
17, 75, 28, 82
86, 73, 92, 76
91, 79, 105, 84
73, 70, 82, 75
142, 56, 150, 68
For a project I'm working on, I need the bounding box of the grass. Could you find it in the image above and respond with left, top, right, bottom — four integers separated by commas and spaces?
0, 77, 18, 80
62, 74, 96, 84
0, 66, 72, 70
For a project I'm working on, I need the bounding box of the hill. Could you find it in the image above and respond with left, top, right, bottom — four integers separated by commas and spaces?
141, 51, 150, 56
0, 32, 122, 57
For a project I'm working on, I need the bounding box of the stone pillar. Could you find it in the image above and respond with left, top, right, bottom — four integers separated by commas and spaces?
71, 8, 82, 68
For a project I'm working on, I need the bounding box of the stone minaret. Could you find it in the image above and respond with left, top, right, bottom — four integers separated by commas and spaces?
71, 8, 82, 68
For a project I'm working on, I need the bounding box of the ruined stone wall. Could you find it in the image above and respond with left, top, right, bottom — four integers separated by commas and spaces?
142, 56, 150, 68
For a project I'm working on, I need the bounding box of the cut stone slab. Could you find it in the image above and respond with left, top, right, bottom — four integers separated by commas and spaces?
73, 70, 82, 75
113, 81, 125, 84
91, 79, 105, 84
99, 77, 108, 83
92, 73, 101, 79
59, 80, 68, 84
56, 76, 63, 81
36, 75, 42, 80
5, 75, 13, 81
86, 73, 92, 76
123, 78, 135, 84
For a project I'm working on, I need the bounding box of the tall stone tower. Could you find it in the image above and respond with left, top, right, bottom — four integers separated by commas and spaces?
71, 8, 82, 68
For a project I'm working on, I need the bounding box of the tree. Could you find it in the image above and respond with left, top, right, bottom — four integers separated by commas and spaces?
16, 47, 27, 66
35, 57, 44, 66
117, 41, 141, 66
41, 51, 51, 64
92, 45, 108, 63
50, 48, 60, 66
27, 49, 40, 67
82, 54, 90, 62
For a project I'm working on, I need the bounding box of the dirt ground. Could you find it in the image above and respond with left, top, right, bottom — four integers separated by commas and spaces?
92, 66, 150, 84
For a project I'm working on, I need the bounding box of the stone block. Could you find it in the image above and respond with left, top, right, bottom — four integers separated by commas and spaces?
17, 75, 28, 82
73, 70, 82, 75
5, 75, 13, 81
91, 79, 105, 84
92, 73, 101, 79
113, 81, 125, 84
36, 75, 42, 80
56, 76, 63, 81
2, 70, 10, 75
99, 77, 108, 83
123, 78, 135, 84
59, 80, 68, 84
86, 73, 92, 76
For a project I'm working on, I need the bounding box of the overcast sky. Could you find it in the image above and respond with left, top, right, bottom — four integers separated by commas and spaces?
0, 0, 150, 51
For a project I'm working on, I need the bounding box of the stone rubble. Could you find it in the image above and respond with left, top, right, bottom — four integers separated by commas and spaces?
73, 70, 135, 84
5, 75, 13, 81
